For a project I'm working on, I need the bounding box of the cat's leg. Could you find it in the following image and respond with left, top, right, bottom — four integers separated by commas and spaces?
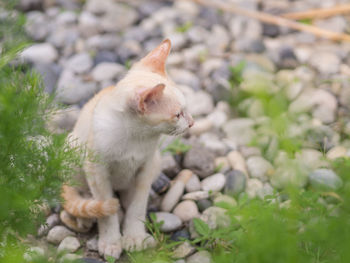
84, 160, 122, 259
121, 151, 161, 251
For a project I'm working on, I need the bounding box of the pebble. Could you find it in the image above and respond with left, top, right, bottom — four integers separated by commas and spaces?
199, 133, 227, 156
161, 154, 181, 179
172, 241, 196, 259
38, 213, 60, 236
161, 170, 192, 212
309, 169, 343, 191
295, 149, 328, 170
57, 236, 80, 253
171, 229, 191, 242
183, 144, 215, 179
21, 43, 58, 64
201, 173, 226, 192
186, 251, 212, 263
153, 212, 182, 233
186, 91, 215, 116
91, 62, 124, 82
81, 259, 105, 263
182, 191, 210, 201
200, 207, 230, 230
48, 106, 80, 133
214, 156, 231, 174
23, 247, 45, 261
227, 151, 248, 176
152, 173, 171, 194
309, 51, 340, 75
327, 146, 347, 160
223, 119, 255, 146
86, 236, 98, 251
59, 253, 81, 263
246, 156, 273, 181
196, 199, 213, 212
185, 174, 201, 193
47, 226, 75, 245
169, 68, 201, 90
224, 170, 247, 196
213, 194, 237, 207
189, 118, 213, 136
246, 179, 264, 199
173, 200, 200, 222
66, 53, 93, 74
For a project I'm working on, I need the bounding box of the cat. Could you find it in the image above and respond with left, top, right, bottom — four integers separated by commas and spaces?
60, 39, 194, 259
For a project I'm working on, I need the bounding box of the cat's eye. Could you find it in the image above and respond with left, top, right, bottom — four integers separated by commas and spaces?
175, 113, 181, 118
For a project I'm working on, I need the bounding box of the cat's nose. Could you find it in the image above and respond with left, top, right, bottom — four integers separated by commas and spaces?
187, 115, 194, 128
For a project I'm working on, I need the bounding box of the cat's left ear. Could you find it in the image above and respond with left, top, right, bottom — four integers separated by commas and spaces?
136, 83, 165, 113
139, 39, 171, 76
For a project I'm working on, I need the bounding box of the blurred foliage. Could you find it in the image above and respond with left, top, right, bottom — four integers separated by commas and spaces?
161, 138, 191, 155
0, 4, 81, 263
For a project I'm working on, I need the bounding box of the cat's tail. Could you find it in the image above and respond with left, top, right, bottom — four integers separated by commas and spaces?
61, 185, 119, 218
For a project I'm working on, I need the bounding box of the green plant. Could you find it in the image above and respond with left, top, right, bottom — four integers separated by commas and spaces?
176, 21, 193, 33
161, 138, 191, 155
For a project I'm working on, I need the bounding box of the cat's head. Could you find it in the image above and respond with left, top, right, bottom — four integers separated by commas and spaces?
121, 39, 194, 135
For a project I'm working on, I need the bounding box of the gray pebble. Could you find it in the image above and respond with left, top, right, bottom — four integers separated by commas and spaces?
309, 169, 343, 191
246, 156, 273, 182
153, 212, 182, 232
57, 236, 80, 253
201, 173, 226, 192
21, 43, 58, 64
183, 144, 215, 179
185, 174, 201, 193
187, 250, 211, 263
66, 53, 93, 74
47, 226, 75, 245
196, 199, 213, 212
152, 173, 171, 194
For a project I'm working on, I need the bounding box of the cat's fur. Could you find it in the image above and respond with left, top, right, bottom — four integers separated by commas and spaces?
61, 39, 194, 259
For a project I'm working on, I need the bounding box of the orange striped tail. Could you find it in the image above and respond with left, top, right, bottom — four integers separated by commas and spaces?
61, 185, 119, 218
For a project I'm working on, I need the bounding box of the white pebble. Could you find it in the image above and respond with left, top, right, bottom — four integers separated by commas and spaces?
201, 173, 226, 192
173, 200, 200, 221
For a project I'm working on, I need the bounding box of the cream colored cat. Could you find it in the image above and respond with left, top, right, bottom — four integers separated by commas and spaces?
61, 39, 194, 259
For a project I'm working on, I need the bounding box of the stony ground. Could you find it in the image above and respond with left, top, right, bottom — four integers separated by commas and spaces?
16, 0, 350, 262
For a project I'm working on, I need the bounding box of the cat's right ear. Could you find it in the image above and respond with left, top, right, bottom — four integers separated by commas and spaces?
138, 39, 171, 76
134, 83, 165, 114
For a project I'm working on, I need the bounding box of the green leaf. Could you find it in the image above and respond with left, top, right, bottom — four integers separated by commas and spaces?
193, 218, 210, 237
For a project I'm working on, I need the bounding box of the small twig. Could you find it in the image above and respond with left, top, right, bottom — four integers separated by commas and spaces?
282, 4, 350, 20
185, 0, 350, 42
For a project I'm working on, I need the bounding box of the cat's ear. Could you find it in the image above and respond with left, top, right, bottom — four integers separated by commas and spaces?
139, 39, 171, 76
136, 83, 165, 113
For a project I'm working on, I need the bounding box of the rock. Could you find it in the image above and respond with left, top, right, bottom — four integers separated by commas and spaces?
214, 156, 231, 173
239, 146, 262, 158
246, 179, 264, 198
161, 154, 181, 179
185, 174, 201, 193
56, 11, 77, 26
206, 24, 229, 53
91, 62, 124, 82
48, 106, 80, 133
78, 11, 100, 37
23, 247, 45, 261
234, 38, 265, 53
183, 144, 215, 179
86, 236, 98, 251
189, 118, 213, 136
200, 207, 230, 230
59, 253, 81, 263
171, 229, 191, 242
270, 160, 309, 189
257, 183, 274, 199
169, 68, 201, 90
187, 251, 212, 263
314, 16, 347, 33
38, 213, 60, 236
56, 70, 98, 105
310, 51, 340, 75
199, 133, 227, 156
47, 226, 75, 245
99, 4, 138, 32
173, 242, 195, 259
66, 53, 93, 74
25, 11, 49, 41
57, 236, 80, 253
81, 258, 105, 263
152, 173, 171, 194
161, 170, 192, 212
33, 63, 60, 94
21, 43, 58, 64
223, 119, 255, 146
311, 89, 337, 124
262, 23, 279, 37
183, 191, 210, 201
196, 199, 213, 212
186, 91, 214, 117
213, 194, 237, 207
277, 47, 298, 69
295, 149, 328, 170
207, 109, 228, 128
173, 200, 200, 222
201, 173, 226, 192
153, 212, 182, 232
309, 169, 343, 191
327, 146, 347, 160
224, 170, 247, 196
246, 156, 273, 181
94, 51, 118, 64
227, 151, 248, 176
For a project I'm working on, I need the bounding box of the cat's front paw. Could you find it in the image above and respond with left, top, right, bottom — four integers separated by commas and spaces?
122, 233, 156, 252
98, 238, 122, 260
